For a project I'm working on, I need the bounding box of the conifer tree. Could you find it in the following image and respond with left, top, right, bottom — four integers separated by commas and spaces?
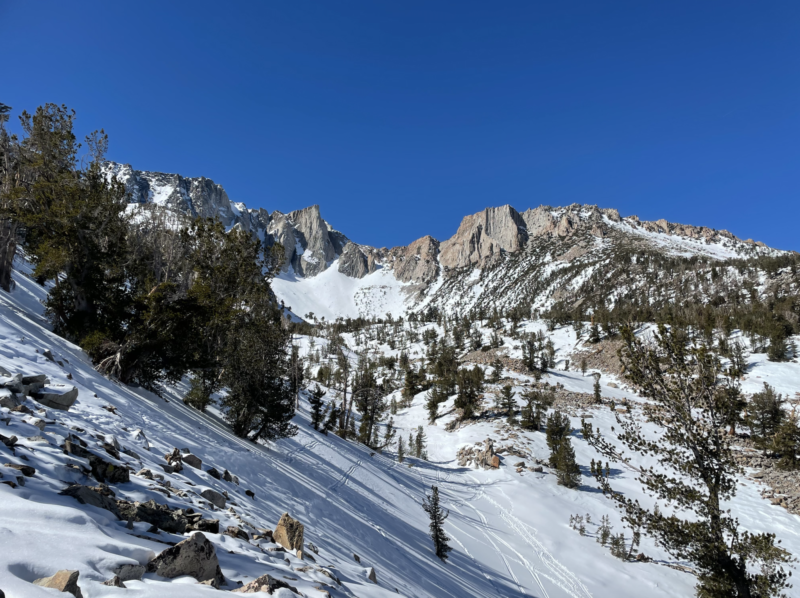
546, 410, 571, 467
593, 375, 602, 404
422, 485, 452, 562
414, 425, 427, 459
490, 357, 503, 383
772, 410, 800, 471
580, 357, 588, 377
323, 401, 340, 435
554, 437, 580, 489
309, 384, 326, 431
499, 385, 516, 424
584, 325, 793, 596
397, 435, 406, 463
746, 383, 784, 454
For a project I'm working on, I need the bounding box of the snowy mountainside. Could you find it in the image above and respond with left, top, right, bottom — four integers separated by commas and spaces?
103, 163, 794, 321
2, 255, 800, 596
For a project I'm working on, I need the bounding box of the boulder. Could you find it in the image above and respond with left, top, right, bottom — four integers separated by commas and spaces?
117, 499, 188, 534
224, 525, 250, 541
88, 454, 130, 484
200, 488, 226, 509
223, 469, 234, 483
60, 484, 121, 518
206, 467, 221, 480
367, 567, 377, 583
147, 532, 224, 588
4, 462, 35, 477
183, 453, 202, 469
274, 513, 304, 552
0, 373, 23, 393
32, 570, 83, 598
0, 388, 19, 409
25, 416, 46, 431
113, 563, 146, 582
164, 447, 184, 472
232, 573, 298, 594
32, 384, 78, 411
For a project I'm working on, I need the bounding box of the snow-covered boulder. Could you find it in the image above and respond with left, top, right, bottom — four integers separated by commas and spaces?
146, 532, 225, 588
32, 383, 78, 410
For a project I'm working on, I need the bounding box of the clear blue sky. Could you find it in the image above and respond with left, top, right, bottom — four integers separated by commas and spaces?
2, 1, 798, 250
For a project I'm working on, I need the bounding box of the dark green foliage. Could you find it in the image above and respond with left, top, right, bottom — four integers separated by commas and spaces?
490, 357, 503, 383
454, 366, 484, 419
397, 435, 406, 463
498, 385, 516, 424
546, 410, 571, 468
746, 384, 784, 454
414, 425, 427, 459
772, 411, 800, 471
593, 376, 602, 404
554, 437, 580, 488
309, 384, 326, 431
585, 325, 793, 597
354, 363, 387, 448
323, 402, 341, 435
422, 485, 451, 562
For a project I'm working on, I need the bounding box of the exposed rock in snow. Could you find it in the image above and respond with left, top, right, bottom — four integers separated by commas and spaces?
32, 569, 83, 598
146, 532, 225, 588
273, 512, 304, 552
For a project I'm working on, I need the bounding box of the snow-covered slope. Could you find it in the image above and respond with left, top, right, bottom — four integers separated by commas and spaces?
3, 255, 800, 597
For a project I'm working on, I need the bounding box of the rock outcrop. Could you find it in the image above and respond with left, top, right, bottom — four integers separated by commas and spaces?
439, 206, 527, 269
232, 573, 298, 594
387, 236, 440, 284
147, 532, 225, 588
33, 570, 83, 598
273, 512, 304, 552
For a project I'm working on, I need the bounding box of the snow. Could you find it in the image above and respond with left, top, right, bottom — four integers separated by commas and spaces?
272, 261, 412, 321
2, 257, 800, 597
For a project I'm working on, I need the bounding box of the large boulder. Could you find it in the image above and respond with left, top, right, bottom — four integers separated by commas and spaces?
273, 513, 304, 552
183, 453, 202, 469
200, 488, 226, 509
147, 532, 224, 588
32, 570, 83, 598
60, 484, 121, 518
232, 573, 298, 594
32, 384, 78, 411
117, 499, 188, 534
0, 388, 19, 409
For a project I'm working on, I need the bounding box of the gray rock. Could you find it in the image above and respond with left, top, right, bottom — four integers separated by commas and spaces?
60, 484, 121, 518
0, 388, 19, 409
117, 499, 188, 534
32, 384, 78, 411
102, 575, 126, 588
206, 467, 221, 479
183, 453, 202, 469
113, 563, 146, 582
4, 462, 35, 477
232, 573, 298, 594
367, 567, 377, 583
200, 488, 226, 509
274, 512, 304, 552
32, 569, 83, 598
147, 532, 224, 587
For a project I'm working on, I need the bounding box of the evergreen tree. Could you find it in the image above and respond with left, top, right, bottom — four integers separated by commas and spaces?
584, 325, 793, 597
546, 410, 571, 467
422, 485, 452, 562
415, 425, 427, 459
490, 357, 503, 383
309, 384, 326, 431
593, 375, 602, 404
397, 435, 406, 463
499, 385, 516, 424
746, 383, 784, 454
580, 357, 588, 377
554, 437, 580, 488
454, 366, 483, 419
323, 401, 341, 435
772, 411, 800, 471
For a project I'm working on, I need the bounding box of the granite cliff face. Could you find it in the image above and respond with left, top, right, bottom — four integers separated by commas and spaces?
104, 162, 786, 319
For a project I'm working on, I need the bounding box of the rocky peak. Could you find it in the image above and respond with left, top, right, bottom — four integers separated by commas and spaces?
387, 235, 440, 284
439, 205, 527, 269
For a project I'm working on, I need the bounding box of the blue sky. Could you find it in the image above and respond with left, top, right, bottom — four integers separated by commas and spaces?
2, 1, 798, 250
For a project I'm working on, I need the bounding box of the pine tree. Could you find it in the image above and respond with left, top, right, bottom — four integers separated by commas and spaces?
546, 410, 571, 468
585, 325, 793, 596
499, 385, 516, 424
580, 357, 588, 377
397, 436, 406, 463
746, 383, 784, 454
593, 375, 602, 404
426, 388, 441, 423
554, 437, 580, 489
415, 425, 427, 459
309, 384, 326, 431
422, 485, 452, 562
323, 401, 340, 435
490, 357, 503, 383
772, 410, 800, 471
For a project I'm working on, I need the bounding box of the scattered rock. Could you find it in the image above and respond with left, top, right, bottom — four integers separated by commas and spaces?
164, 448, 184, 472
102, 576, 126, 588
32, 384, 78, 411
147, 532, 224, 588
206, 467, 221, 480
32, 570, 83, 598
88, 454, 130, 484
60, 484, 121, 518
274, 513, 304, 552
607, 382, 619, 389
223, 469, 234, 483
183, 453, 202, 469
353, 553, 361, 564
200, 488, 226, 509
232, 573, 298, 594
4, 462, 35, 477
114, 563, 146, 582
224, 525, 250, 541
0, 388, 19, 409
245, 489, 255, 499
367, 567, 377, 583
137, 468, 154, 479
117, 499, 189, 534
